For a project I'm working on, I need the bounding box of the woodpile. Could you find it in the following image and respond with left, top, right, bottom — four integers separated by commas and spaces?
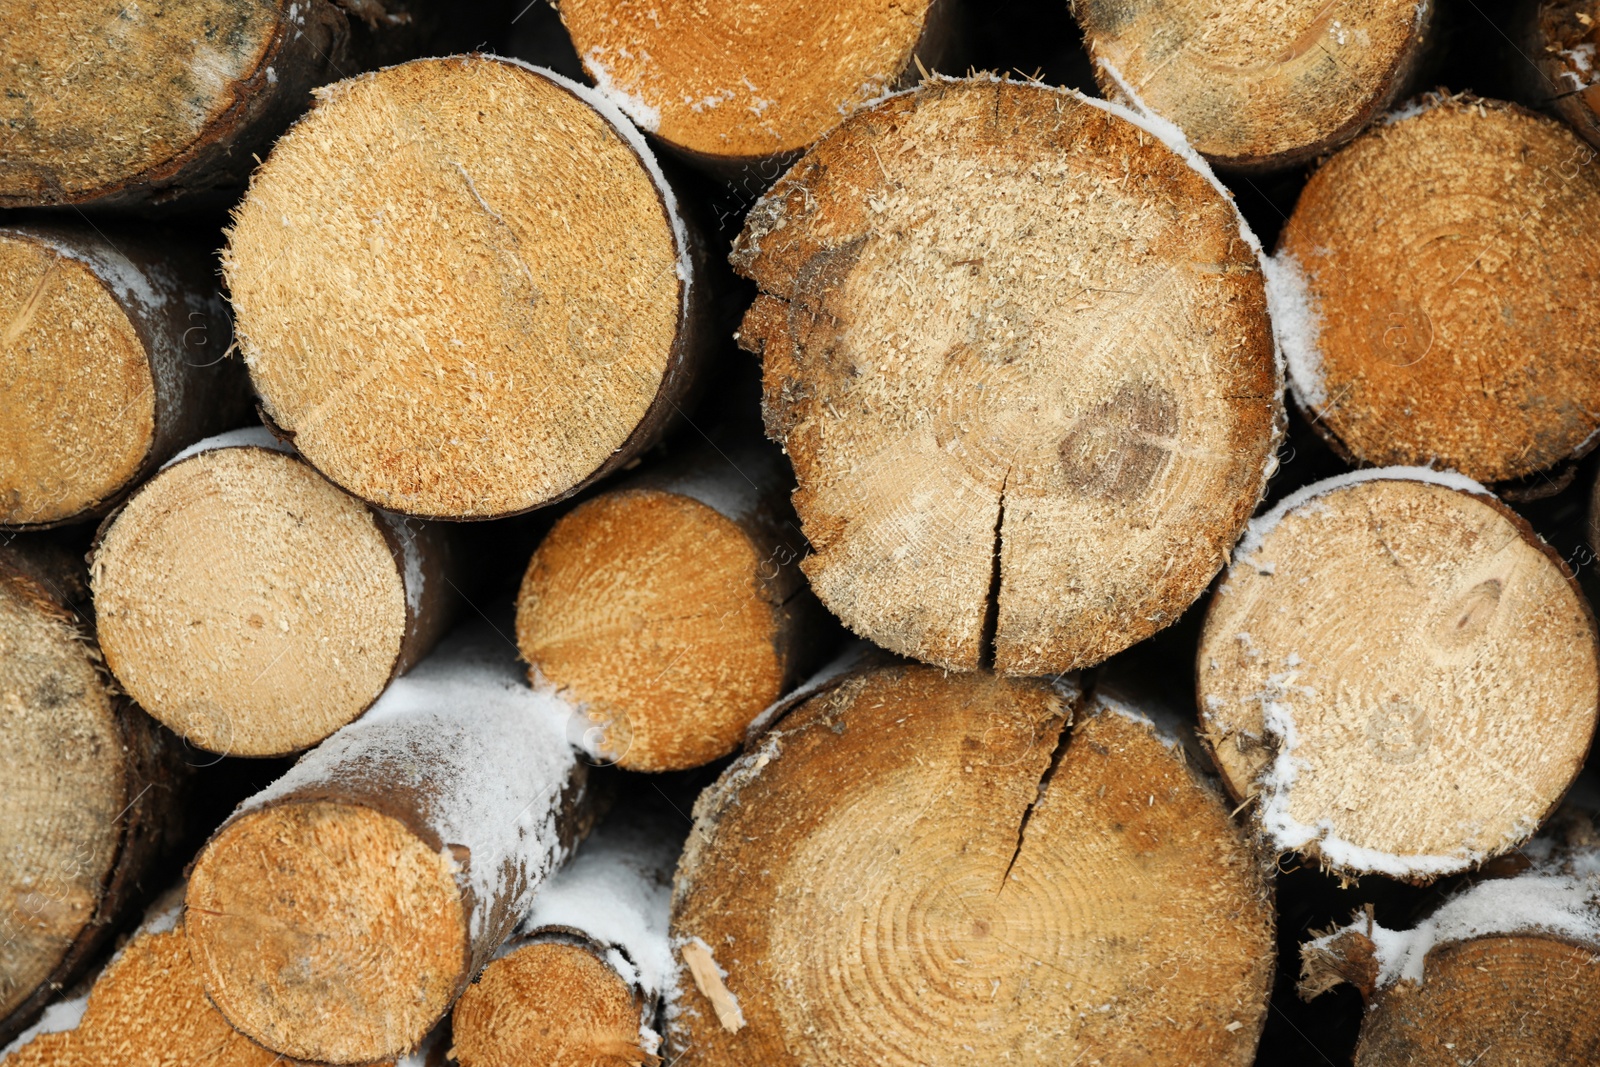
7, 4, 1600, 1065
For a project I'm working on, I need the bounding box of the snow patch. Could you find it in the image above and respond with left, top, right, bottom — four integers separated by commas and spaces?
1262, 252, 1326, 409
517, 814, 676, 997
160, 424, 290, 469
0, 995, 90, 1058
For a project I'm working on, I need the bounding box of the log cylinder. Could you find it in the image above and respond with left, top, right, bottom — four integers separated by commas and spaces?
1072, 0, 1434, 170
1274, 94, 1600, 486
0, 0, 424, 210
1197, 469, 1599, 881
0, 542, 191, 1047
451, 808, 679, 1067
666, 665, 1276, 1065
1509, 0, 1600, 150
184, 626, 599, 1064
89, 427, 456, 758
515, 440, 823, 772
557, 0, 957, 175
733, 75, 1280, 674
223, 54, 711, 520
0, 224, 250, 529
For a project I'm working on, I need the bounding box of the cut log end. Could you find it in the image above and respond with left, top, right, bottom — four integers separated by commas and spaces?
1352, 935, 1600, 1065
1075, 0, 1430, 168
453, 940, 659, 1067
516, 489, 785, 772
1198, 474, 1599, 879
1280, 97, 1600, 484
185, 801, 466, 1064
0, 565, 123, 1023
669, 667, 1275, 1065
559, 0, 945, 164
0, 231, 154, 528
92, 445, 411, 757
735, 77, 1277, 674
225, 55, 693, 519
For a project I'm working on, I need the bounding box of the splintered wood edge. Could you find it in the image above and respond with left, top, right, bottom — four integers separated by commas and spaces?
91, 445, 410, 757
452, 936, 660, 1067
668, 666, 1274, 1065
225, 55, 701, 520
1197, 472, 1600, 880
515, 488, 785, 772
185, 800, 468, 1064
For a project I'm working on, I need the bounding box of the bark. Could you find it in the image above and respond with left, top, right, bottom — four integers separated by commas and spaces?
732, 76, 1279, 674
0, 0, 430, 211
1508, 0, 1600, 150
1277, 93, 1600, 486
558, 0, 962, 181
451, 807, 681, 1067
0, 222, 252, 530
223, 55, 714, 520
88, 428, 458, 757
666, 663, 1276, 1065
515, 436, 828, 771
0, 542, 193, 1047
1073, 0, 1436, 171
183, 624, 601, 1064
1198, 470, 1599, 882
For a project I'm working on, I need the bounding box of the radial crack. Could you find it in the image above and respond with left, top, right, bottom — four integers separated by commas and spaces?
978, 470, 1009, 671
1000, 711, 1072, 887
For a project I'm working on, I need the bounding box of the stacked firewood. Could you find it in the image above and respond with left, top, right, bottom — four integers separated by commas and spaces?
4, 1, 1600, 1065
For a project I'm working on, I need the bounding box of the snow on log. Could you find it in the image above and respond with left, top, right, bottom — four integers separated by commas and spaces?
515, 439, 824, 771
90, 428, 456, 757
0, 541, 192, 1047
1274, 93, 1600, 486
557, 0, 957, 175
0, 0, 426, 210
222, 55, 712, 520
451, 808, 680, 1067
183, 625, 599, 1064
0, 223, 250, 529
732, 75, 1280, 674
1300, 822, 1600, 1064
666, 663, 1275, 1065
1073, 0, 1433, 169
1198, 469, 1600, 881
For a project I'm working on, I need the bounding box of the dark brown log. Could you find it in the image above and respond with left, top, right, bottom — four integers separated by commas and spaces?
0, 0, 428, 211
0, 223, 251, 530
1508, 0, 1600, 150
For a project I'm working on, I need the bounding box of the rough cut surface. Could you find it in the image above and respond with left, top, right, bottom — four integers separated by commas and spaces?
1074, 0, 1431, 168
667, 667, 1276, 1065
225, 55, 699, 518
0, 546, 190, 1047
1198, 472, 1600, 880
517, 442, 815, 771
1279, 96, 1600, 484
559, 0, 947, 165
734, 76, 1279, 673
0, 0, 420, 208
184, 625, 592, 1064
91, 441, 425, 756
